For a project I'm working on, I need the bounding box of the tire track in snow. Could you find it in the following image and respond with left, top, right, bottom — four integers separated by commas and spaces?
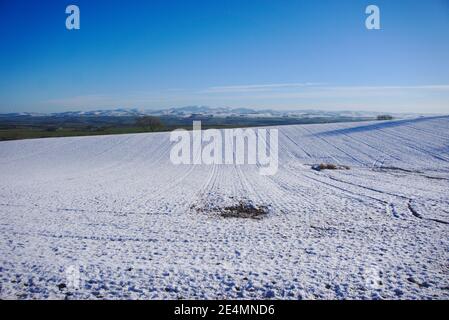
407, 200, 449, 225
374, 126, 449, 163
302, 126, 365, 166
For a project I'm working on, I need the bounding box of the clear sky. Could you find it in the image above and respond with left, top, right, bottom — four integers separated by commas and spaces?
1, 0, 449, 113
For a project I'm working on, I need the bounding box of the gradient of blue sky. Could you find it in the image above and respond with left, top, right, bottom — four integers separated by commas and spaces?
1, 0, 449, 113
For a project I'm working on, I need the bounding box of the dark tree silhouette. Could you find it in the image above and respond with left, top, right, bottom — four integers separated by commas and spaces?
377, 115, 393, 121
136, 116, 164, 132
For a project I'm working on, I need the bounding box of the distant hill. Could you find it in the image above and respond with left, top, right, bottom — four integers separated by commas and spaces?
0, 106, 418, 119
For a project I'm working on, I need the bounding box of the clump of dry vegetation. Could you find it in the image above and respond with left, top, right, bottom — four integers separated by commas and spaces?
311, 163, 350, 171
192, 198, 270, 220
220, 201, 269, 219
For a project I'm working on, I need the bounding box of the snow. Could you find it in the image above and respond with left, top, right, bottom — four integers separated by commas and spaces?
0, 116, 448, 299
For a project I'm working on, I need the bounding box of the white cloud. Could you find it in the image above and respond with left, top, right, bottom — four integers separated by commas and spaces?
202, 82, 325, 93
39, 83, 449, 113
204, 83, 449, 94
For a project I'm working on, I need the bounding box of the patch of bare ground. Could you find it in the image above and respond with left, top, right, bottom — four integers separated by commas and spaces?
312, 163, 350, 171
192, 199, 270, 220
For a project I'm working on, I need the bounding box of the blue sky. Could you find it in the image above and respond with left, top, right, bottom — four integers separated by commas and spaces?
1, 0, 449, 113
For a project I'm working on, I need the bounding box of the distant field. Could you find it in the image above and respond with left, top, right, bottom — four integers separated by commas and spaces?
0, 127, 167, 141
0, 115, 374, 141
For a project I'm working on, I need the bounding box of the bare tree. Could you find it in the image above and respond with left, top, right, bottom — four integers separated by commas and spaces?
377, 115, 393, 121
136, 116, 164, 132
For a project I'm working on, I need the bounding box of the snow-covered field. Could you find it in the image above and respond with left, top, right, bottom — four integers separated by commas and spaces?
0, 116, 448, 299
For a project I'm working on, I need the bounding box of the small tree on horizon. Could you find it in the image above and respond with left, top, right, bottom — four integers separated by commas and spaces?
136, 116, 164, 132
377, 115, 393, 121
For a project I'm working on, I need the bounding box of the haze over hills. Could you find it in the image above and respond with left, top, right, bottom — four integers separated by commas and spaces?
0, 106, 426, 119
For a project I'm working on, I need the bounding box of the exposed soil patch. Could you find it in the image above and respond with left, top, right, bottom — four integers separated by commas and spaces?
220, 201, 269, 219
312, 163, 350, 171
192, 199, 270, 220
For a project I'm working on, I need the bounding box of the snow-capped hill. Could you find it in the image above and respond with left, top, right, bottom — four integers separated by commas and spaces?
53, 108, 144, 117
2, 106, 422, 119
